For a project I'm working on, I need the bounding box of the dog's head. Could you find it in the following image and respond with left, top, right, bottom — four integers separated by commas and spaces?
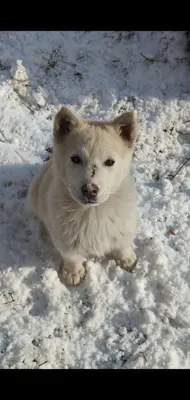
53, 106, 138, 206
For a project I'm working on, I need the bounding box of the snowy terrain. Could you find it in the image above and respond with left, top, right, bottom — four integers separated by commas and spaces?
0, 31, 190, 369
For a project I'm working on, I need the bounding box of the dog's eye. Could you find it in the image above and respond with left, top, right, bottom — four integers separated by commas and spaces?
104, 159, 115, 167
71, 155, 81, 164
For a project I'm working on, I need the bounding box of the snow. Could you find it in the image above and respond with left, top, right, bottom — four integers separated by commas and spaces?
0, 31, 190, 369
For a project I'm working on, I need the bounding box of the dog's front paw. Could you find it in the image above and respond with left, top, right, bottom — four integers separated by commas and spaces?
120, 250, 137, 272
114, 248, 137, 272
58, 257, 87, 286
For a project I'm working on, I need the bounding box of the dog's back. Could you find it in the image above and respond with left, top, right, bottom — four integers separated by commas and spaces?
27, 159, 52, 219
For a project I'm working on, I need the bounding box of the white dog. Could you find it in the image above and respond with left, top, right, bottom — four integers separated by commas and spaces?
28, 107, 138, 285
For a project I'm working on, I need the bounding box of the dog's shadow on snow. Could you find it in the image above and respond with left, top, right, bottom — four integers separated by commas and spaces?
0, 162, 54, 266
0, 162, 63, 315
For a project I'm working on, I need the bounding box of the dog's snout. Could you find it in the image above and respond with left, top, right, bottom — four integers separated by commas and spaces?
81, 183, 99, 199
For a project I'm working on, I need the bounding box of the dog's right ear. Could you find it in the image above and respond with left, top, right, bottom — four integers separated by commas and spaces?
53, 107, 79, 141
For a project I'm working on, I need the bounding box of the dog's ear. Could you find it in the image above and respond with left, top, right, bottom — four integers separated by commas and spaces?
112, 111, 137, 146
53, 106, 80, 140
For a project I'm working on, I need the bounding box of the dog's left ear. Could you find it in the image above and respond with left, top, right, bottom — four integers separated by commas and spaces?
112, 111, 138, 146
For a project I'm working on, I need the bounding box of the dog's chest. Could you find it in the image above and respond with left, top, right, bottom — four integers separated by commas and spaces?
58, 205, 126, 257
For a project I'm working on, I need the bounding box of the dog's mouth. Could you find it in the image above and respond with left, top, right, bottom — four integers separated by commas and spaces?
83, 198, 98, 205
75, 197, 99, 206
86, 198, 97, 203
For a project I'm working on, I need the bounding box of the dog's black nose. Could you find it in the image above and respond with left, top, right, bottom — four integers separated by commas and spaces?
81, 183, 99, 199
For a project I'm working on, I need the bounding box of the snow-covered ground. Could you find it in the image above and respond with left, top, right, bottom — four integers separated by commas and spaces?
0, 31, 190, 369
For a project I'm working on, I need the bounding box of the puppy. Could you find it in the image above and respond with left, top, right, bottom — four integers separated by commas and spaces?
28, 107, 138, 285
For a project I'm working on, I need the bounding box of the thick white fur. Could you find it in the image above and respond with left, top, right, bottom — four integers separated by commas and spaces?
27, 107, 139, 285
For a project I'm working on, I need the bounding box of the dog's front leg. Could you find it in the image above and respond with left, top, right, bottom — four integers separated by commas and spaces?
58, 253, 87, 286
112, 247, 137, 272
